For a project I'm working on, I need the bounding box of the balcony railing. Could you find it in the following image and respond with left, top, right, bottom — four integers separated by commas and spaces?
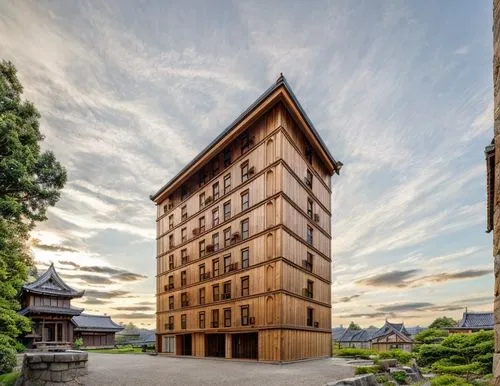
181, 300, 189, 307
200, 272, 211, 281
165, 323, 174, 330
168, 283, 174, 290
302, 288, 313, 298
211, 321, 219, 328
222, 293, 231, 300
302, 260, 313, 272
213, 294, 220, 301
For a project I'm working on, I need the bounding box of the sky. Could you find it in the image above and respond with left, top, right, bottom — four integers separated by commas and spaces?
0, 0, 493, 329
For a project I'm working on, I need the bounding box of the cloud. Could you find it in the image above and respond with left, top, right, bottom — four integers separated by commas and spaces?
57, 261, 146, 282
377, 302, 434, 312
83, 297, 109, 305
414, 270, 491, 285
32, 242, 79, 253
356, 270, 420, 287
111, 313, 155, 320
335, 294, 362, 303
59, 260, 80, 268
112, 306, 154, 311
112, 272, 147, 282
83, 290, 131, 299
70, 274, 115, 285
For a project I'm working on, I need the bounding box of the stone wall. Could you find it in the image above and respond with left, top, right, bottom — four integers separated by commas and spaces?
495, 0, 500, 385
16, 351, 88, 385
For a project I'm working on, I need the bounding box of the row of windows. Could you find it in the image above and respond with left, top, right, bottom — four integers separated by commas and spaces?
168, 276, 250, 310
165, 248, 250, 290
165, 306, 317, 330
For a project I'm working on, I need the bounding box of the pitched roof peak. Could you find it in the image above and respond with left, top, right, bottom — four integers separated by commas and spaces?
23, 264, 84, 298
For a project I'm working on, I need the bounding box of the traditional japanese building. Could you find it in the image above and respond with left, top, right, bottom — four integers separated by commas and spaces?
447, 310, 493, 335
19, 264, 123, 349
151, 75, 342, 361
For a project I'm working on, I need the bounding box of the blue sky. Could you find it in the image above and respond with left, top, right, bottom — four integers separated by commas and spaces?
0, 0, 493, 328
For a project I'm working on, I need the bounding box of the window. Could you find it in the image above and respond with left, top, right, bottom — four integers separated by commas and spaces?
199, 264, 205, 281
168, 254, 174, 270
241, 248, 249, 269
168, 296, 174, 310
181, 185, 188, 200
212, 233, 219, 251
224, 309, 231, 327
169, 215, 174, 229
181, 249, 188, 264
164, 336, 175, 352
307, 198, 313, 219
241, 161, 249, 183
241, 190, 249, 211
169, 234, 174, 249
199, 216, 205, 232
224, 174, 231, 194
213, 182, 220, 200
241, 131, 250, 153
305, 252, 313, 272
181, 205, 187, 220
241, 276, 249, 296
223, 147, 231, 167
212, 157, 220, 175
181, 292, 188, 307
199, 288, 206, 305
306, 169, 313, 189
307, 308, 314, 327
305, 142, 313, 163
168, 315, 174, 330
199, 240, 206, 258
224, 228, 231, 247
212, 285, 220, 302
181, 227, 187, 243
168, 275, 174, 290
223, 281, 231, 300
181, 314, 187, 329
241, 306, 249, 326
199, 192, 205, 209
198, 168, 207, 186
212, 309, 219, 328
307, 225, 313, 244
213, 259, 219, 277
181, 270, 187, 287
199, 312, 205, 329
212, 207, 219, 227
307, 280, 314, 298
224, 254, 231, 273
241, 219, 249, 240
223, 201, 231, 221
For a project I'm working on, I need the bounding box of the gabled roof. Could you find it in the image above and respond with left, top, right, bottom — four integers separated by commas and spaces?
372, 320, 412, 342
406, 326, 427, 338
22, 263, 84, 298
72, 314, 124, 332
453, 311, 493, 329
337, 327, 379, 343
150, 74, 342, 202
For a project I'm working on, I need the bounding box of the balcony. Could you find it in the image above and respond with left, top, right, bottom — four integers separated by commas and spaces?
165, 323, 174, 331
206, 244, 215, 253
211, 321, 219, 328
181, 300, 189, 308
205, 196, 213, 205
181, 256, 189, 265
213, 294, 220, 301
200, 272, 211, 281
228, 263, 238, 272
168, 283, 174, 290
302, 288, 313, 298
230, 233, 240, 244
222, 293, 231, 300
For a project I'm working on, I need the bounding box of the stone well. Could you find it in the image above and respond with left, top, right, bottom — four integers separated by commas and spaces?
16, 351, 88, 385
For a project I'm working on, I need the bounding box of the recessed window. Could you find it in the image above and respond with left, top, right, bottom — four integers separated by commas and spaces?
168, 254, 174, 270
213, 182, 220, 200
168, 315, 174, 330
305, 252, 313, 272
224, 228, 231, 247
305, 169, 313, 189
181, 314, 187, 329
224, 174, 231, 194
223, 147, 231, 167
181, 271, 187, 287
198, 168, 207, 186
241, 306, 249, 326
212, 207, 219, 227
224, 254, 231, 273
241, 248, 249, 269
168, 296, 174, 310
241, 131, 250, 154
199, 264, 205, 281
168, 275, 174, 290
212, 284, 220, 302
169, 234, 174, 249
199, 311, 205, 329
241, 219, 249, 240
212, 156, 220, 175
307, 308, 313, 327
199, 240, 206, 258
212, 258, 219, 277
224, 308, 232, 327
212, 233, 219, 251
181, 185, 188, 200
199, 192, 205, 209
223, 201, 231, 221
241, 276, 249, 297
181, 227, 187, 243
223, 281, 231, 300
199, 216, 205, 232
307, 198, 313, 219
169, 215, 174, 229
307, 280, 314, 298
181, 292, 188, 307
307, 225, 313, 244
241, 190, 249, 211
181, 205, 187, 221
305, 141, 313, 163
241, 161, 249, 183
212, 309, 219, 328
199, 288, 205, 305
181, 249, 188, 264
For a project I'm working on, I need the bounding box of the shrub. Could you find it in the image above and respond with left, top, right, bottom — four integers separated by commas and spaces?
335, 348, 375, 359
354, 365, 382, 375
379, 349, 412, 364
432, 361, 482, 379
430, 375, 470, 386
74, 338, 83, 349
0, 343, 17, 374
391, 370, 408, 384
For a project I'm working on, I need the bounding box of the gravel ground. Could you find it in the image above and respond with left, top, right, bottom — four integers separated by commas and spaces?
86, 353, 354, 385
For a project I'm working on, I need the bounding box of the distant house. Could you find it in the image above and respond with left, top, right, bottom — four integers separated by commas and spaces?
19, 264, 122, 349
406, 326, 426, 339
332, 327, 346, 342
72, 314, 123, 348
336, 327, 378, 349
115, 328, 156, 347
448, 311, 493, 334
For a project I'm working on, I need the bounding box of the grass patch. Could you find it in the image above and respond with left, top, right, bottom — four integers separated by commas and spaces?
0, 372, 20, 386
86, 346, 143, 354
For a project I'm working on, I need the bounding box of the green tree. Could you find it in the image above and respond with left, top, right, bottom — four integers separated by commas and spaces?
429, 317, 456, 329
415, 328, 449, 345
0, 60, 66, 372
348, 321, 361, 330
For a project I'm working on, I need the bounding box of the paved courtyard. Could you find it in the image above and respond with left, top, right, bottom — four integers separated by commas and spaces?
86, 353, 354, 385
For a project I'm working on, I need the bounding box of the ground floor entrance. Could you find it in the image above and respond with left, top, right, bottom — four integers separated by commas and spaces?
205, 334, 225, 357
177, 334, 192, 356
231, 333, 258, 359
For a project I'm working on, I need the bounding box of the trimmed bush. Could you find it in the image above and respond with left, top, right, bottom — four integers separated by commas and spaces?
334, 348, 375, 359
391, 370, 408, 384
354, 365, 382, 375
0, 344, 17, 374
430, 375, 470, 386
379, 349, 413, 365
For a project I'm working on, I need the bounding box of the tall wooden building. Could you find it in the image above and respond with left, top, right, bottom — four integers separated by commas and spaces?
151, 75, 342, 362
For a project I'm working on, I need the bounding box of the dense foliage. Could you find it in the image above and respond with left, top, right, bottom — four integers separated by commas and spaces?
354, 365, 382, 375
334, 347, 375, 359
414, 328, 449, 345
378, 349, 412, 365
429, 317, 456, 329
348, 321, 361, 330
0, 60, 66, 374
430, 375, 470, 386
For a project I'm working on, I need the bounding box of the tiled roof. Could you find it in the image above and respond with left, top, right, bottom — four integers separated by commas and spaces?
72, 314, 124, 332
22, 264, 84, 298
406, 326, 427, 338
332, 327, 346, 341
19, 305, 83, 316
455, 312, 493, 329
116, 328, 155, 345
337, 327, 379, 343
150, 74, 342, 201
372, 321, 412, 342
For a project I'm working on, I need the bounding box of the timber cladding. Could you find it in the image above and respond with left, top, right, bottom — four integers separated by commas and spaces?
152, 77, 340, 362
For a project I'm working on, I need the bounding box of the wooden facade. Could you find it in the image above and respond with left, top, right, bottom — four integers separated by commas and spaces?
152, 75, 341, 362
